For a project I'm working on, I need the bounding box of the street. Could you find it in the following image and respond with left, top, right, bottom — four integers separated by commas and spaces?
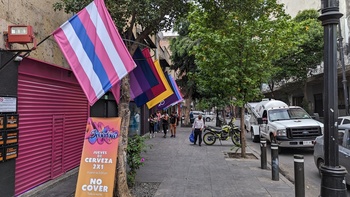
205, 118, 350, 197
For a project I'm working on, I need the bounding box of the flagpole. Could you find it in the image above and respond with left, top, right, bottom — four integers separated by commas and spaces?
0, 35, 51, 73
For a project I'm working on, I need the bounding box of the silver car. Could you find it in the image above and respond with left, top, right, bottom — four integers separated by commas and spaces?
313, 124, 350, 185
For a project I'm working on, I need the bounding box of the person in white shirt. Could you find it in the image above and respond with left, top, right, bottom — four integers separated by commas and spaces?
192, 114, 205, 146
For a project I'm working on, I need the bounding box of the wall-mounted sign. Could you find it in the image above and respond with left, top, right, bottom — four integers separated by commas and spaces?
0, 97, 17, 113
0, 115, 4, 130
0, 131, 5, 146
5, 145, 18, 160
6, 130, 18, 145
6, 115, 18, 129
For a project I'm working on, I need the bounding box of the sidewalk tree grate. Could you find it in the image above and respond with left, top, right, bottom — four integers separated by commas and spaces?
224, 152, 258, 160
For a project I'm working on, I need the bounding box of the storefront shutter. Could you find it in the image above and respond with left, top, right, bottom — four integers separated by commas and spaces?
15, 59, 88, 195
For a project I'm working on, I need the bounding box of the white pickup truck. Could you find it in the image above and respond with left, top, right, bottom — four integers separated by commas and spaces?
245, 99, 324, 149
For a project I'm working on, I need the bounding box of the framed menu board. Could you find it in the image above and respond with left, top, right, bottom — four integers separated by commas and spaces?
0, 131, 5, 146
6, 114, 18, 129
5, 145, 18, 160
0, 147, 4, 162
6, 130, 18, 145
0, 115, 4, 130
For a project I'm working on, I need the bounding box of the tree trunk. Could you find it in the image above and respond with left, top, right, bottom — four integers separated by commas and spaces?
183, 97, 192, 125
302, 82, 310, 113
240, 107, 246, 158
114, 76, 132, 197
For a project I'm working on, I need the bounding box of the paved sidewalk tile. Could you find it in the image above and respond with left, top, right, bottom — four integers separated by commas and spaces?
136, 125, 295, 197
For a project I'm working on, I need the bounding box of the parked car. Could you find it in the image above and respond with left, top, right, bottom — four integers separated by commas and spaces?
338, 116, 350, 125
313, 124, 350, 185
190, 111, 215, 122
204, 111, 216, 122
190, 111, 204, 119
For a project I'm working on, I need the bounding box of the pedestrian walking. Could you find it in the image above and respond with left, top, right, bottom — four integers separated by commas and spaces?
170, 111, 178, 138
148, 114, 155, 138
156, 110, 162, 132
192, 114, 205, 146
161, 111, 169, 138
153, 113, 158, 133
134, 111, 140, 132
190, 111, 194, 124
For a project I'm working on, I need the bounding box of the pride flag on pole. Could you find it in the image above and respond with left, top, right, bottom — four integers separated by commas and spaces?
157, 74, 183, 110
133, 49, 167, 107
52, 0, 136, 105
146, 60, 173, 109
110, 47, 159, 103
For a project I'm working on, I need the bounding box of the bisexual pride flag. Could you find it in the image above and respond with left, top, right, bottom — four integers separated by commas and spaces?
52, 0, 136, 105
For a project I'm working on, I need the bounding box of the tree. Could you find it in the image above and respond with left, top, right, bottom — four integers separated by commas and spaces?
170, 15, 232, 126
188, 0, 292, 157
170, 17, 201, 125
53, 0, 190, 196
269, 9, 323, 112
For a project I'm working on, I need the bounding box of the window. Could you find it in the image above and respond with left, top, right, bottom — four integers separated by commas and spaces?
343, 119, 350, 124
338, 118, 343, 125
268, 109, 289, 121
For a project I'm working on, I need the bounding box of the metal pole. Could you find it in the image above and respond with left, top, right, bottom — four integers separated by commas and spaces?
294, 155, 305, 197
271, 143, 279, 181
260, 138, 267, 169
0, 35, 51, 73
338, 22, 349, 115
318, 0, 347, 196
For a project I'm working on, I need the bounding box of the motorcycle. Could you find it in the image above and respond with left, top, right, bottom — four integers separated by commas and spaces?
203, 118, 240, 146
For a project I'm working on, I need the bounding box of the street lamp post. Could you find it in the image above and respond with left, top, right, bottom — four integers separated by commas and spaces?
318, 0, 348, 196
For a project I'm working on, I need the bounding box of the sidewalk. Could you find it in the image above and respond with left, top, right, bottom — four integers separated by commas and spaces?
20, 124, 295, 197
136, 126, 294, 197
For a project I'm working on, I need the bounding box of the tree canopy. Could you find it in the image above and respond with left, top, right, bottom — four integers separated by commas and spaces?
271, 9, 323, 85
186, 0, 293, 156
188, 0, 292, 107
268, 9, 323, 111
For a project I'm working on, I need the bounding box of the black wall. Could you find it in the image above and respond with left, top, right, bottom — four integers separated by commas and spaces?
0, 50, 19, 197
90, 92, 118, 117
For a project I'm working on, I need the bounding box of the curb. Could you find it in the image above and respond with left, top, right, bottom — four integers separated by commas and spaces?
247, 144, 295, 188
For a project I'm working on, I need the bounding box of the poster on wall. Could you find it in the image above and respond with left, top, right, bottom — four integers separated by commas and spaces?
0, 97, 17, 113
6, 115, 18, 129
5, 145, 18, 160
0, 115, 4, 130
75, 117, 121, 197
0, 131, 5, 146
6, 130, 18, 145
0, 147, 4, 162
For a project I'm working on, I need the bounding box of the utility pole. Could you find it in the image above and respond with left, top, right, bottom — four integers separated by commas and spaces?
318, 0, 348, 196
